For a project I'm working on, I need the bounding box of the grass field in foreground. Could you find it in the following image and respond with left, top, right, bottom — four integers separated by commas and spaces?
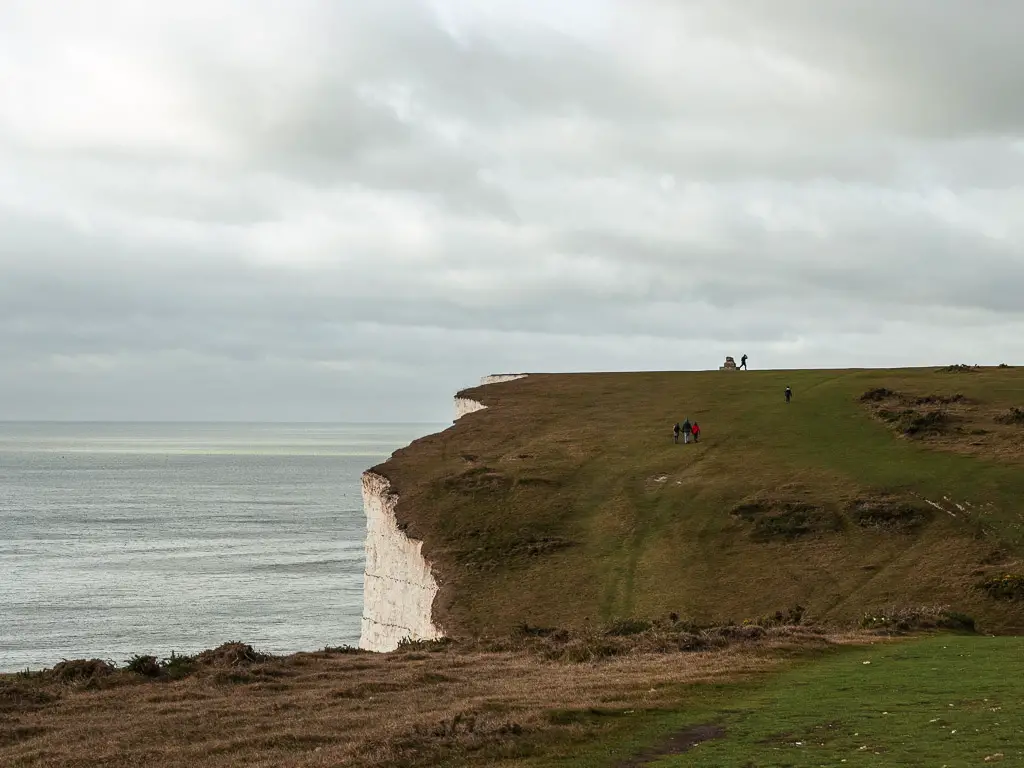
646, 634, 1024, 767
4, 632, 1021, 766
0, 629, 851, 767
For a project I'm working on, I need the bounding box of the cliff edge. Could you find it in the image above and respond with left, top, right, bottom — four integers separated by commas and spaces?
360, 374, 526, 651
361, 368, 1024, 646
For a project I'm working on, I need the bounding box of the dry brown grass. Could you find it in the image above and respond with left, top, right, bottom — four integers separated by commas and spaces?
0, 629, 870, 768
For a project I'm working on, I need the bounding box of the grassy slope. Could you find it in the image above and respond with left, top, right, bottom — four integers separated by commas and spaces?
378, 367, 1024, 637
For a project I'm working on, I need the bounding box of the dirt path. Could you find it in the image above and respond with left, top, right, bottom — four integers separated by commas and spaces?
618, 723, 725, 766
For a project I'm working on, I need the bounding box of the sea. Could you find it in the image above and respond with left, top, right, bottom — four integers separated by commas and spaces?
0, 422, 443, 672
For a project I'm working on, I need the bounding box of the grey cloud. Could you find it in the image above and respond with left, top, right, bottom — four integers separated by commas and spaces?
696, 0, 1024, 137
1, 1, 1024, 420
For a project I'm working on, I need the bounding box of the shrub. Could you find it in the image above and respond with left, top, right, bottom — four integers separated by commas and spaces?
978, 573, 1024, 600
751, 605, 805, 627
752, 508, 841, 540
605, 618, 652, 637
676, 633, 711, 651
48, 659, 114, 683
850, 501, 932, 533
553, 637, 626, 663
941, 611, 977, 632
877, 408, 951, 436
194, 642, 271, 666
160, 651, 196, 679
512, 623, 561, 638
860, 606, 976, 633
733, 499, 841, 540
321, 645, 362, 654
860, 388, 897, 402
396, 637, 454, 653
912, 393, 965, 405
125, 655, 162, 678
995, 407, 1024, 426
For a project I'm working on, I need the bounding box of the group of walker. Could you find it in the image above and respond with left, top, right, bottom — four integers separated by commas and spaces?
672, 419, 699, 444
671, 355, 794, 445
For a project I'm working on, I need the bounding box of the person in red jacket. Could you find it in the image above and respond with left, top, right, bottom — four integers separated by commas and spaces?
692, 422, 701, 442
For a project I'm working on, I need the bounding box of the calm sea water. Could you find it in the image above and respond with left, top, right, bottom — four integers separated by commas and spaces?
0, 422, 442, 672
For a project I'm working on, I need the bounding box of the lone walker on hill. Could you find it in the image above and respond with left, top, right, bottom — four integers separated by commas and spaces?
785, 386, 792, 404
740, 354, 748, 370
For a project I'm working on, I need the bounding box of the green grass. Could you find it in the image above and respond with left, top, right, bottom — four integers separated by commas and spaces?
380, 367, 1024, 637
501, 635, 1024, 767
663, 634, 1024, 767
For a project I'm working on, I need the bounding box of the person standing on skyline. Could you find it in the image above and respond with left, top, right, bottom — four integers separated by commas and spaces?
740, 354, 748, 370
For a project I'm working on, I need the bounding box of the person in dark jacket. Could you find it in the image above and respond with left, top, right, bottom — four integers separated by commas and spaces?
740, 354, 748, 370
681, 418, 693, 444
785, 386, 792, 403
672, 422, 681, 443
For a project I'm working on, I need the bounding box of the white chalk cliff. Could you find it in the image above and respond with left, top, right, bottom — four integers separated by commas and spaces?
454, 373, 527, 421
480, 374, 528, 386
454, 397, 486, 420
359, 471, 443, 651
359, 374, 528, 652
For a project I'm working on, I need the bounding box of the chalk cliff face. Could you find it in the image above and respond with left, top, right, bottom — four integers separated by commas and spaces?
454, 397, 486, 420
480, 374, 527, 386
359, 472, 443, 651
454, 374, 527, 421
359, 373, 528, 652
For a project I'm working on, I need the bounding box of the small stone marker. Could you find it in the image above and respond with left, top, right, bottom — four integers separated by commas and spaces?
720, 356, 738, 371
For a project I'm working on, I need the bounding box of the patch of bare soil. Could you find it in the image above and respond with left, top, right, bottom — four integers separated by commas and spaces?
618, 723, 725, 766
858, 388, 1024, 460
849, 497, 933, 533
731, 499, 842, 541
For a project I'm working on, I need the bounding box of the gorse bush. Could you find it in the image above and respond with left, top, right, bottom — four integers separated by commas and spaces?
978, 574, 1024, 600
396, 637, 454, 653
125, 655, 161, 678
995, 407, 1024, 426
860, 605, 975, 633
160, 651, 196, 680
859, 387, 897, 402
748, 605, 806, 628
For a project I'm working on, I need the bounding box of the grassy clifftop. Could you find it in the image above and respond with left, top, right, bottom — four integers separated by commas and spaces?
375, 367, 1024, 636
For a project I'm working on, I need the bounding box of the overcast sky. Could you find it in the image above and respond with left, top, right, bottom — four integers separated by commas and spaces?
2, 1, 1023, 421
